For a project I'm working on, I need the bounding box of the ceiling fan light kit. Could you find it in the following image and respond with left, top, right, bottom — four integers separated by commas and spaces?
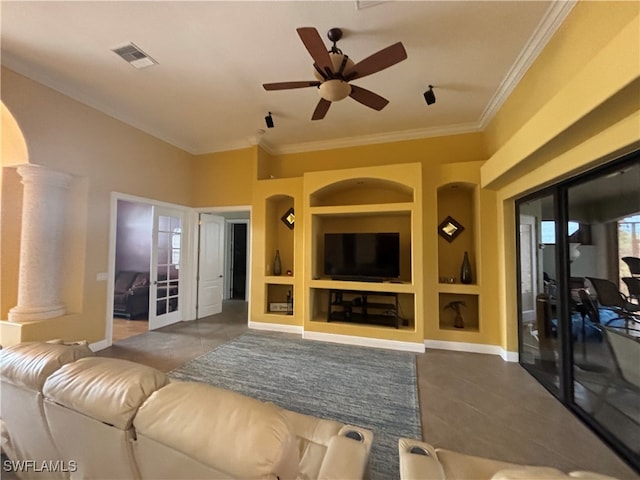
262, 27, 407, 120
319, 79, 352, 101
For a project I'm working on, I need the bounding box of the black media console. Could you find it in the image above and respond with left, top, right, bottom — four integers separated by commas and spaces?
327, 289, 399, 328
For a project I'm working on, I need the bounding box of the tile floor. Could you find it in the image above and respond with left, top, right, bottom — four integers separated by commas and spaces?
98, 300, 637, 478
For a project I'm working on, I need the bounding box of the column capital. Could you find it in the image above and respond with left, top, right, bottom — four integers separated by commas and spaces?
17, 164, 72, 189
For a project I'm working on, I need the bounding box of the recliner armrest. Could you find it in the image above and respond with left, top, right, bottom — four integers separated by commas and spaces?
398, 438, 446, 480
317, 426, 373, 480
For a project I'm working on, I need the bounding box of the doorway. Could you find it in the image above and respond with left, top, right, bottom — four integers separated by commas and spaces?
196, 209, 250, 319
229, 221, 248, 300
111, 196, 191, 343
113, 199, 152, 341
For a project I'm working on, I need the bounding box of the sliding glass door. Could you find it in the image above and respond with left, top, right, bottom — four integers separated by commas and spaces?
518, 192, 562, 395
516, 151, 640, 471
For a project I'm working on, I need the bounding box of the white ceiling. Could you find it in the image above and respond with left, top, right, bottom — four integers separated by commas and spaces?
1, 1, 574, 155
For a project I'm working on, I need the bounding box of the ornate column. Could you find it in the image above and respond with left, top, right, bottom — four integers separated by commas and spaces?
8, 165, 72, 323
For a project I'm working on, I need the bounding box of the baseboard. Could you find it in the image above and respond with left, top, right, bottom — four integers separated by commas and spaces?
424, 339, 518, 362
248, 321, 304, 335
89, 339, 110, 352
501, 350, 519, 362
303, 331, 426, 353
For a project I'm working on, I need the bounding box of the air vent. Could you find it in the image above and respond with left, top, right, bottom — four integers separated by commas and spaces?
112, 43, 157, 69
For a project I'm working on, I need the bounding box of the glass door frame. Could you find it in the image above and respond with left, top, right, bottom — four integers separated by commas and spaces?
515, 150, 640, 472
516, 185, 574, 402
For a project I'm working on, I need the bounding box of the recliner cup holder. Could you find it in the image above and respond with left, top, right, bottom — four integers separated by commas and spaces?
344, 430, 364, 442
409, 445, 430, 456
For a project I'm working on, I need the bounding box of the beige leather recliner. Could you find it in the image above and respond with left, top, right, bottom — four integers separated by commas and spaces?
43, 357, 170, 479
132, 381, 373, 480
0, 340, 93, 480
398, 438, 619, 480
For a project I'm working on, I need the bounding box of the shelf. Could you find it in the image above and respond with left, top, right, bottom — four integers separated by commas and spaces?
264, 311, 293, 317
265, 283, 294, 316
438, 283, 480, 295
439, 292, 479, 332
327, 289, 400, 328
328, 312, 399, 328
310, 279, 414, 294
265, 276, 295, 285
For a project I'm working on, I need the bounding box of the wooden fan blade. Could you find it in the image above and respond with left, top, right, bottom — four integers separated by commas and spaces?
263, 81, 320, 91
344, 42, 407, 81
297, 27, 334, 76
349, 85, 389, 111
312, 98, 331, 120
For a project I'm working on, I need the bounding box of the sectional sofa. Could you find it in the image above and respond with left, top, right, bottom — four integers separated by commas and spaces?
0, 341, 372, 479
0, 340, 625, 480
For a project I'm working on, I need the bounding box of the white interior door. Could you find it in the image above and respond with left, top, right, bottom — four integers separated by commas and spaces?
197, 213, 225, 318
149, 207, 184, 330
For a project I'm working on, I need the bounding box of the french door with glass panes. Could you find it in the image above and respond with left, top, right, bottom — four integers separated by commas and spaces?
149, 207, 184, 330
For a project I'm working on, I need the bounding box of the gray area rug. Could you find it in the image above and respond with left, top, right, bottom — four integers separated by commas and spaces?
169, 330, 421, 479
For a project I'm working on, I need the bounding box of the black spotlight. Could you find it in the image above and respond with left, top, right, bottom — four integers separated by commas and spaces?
423, 85, 436, 105
265, 112, 274, 128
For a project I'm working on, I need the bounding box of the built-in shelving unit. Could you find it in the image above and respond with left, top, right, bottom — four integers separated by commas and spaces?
251, 157, 495, 352
250, 177, 303, 327
436, 181, 481, 334
303, 163, 424, 348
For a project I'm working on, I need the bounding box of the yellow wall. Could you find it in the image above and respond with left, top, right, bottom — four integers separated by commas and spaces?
484, 1, 639, 157
482, 1, 640, 351
1, 103, 29, 167
191, 148, 256, 207
264, 132, 486, 179
0, 167, 22, 319
1, 67, 194, 345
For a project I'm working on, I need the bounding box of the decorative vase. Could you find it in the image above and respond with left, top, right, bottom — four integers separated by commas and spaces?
454, 312, 465, 329
460, 251, 472, 284
273, 250, 282, 276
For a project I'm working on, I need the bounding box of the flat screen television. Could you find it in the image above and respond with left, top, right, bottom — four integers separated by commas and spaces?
323, 232, 400, 281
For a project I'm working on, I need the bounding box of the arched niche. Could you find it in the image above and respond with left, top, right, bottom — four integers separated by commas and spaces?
265, 194, 295, 276
437, 181, 477, 284
310, 177, 413, 207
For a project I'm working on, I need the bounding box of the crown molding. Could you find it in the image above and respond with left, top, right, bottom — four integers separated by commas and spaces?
478, 0, 577, 129
263, 122, 482, 156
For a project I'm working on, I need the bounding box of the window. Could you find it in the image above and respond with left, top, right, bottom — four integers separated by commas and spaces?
619, 215, 640, 261
540, 221, 580, 244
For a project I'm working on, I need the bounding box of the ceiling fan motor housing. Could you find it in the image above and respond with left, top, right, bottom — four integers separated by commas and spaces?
313, 52, 356, 81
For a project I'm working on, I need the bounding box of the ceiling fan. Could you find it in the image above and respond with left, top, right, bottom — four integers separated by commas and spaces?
263, 27, 407, 120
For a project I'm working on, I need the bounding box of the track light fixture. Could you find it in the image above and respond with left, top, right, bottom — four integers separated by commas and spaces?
423, 85, 436, 105
265, 112, 274, 128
